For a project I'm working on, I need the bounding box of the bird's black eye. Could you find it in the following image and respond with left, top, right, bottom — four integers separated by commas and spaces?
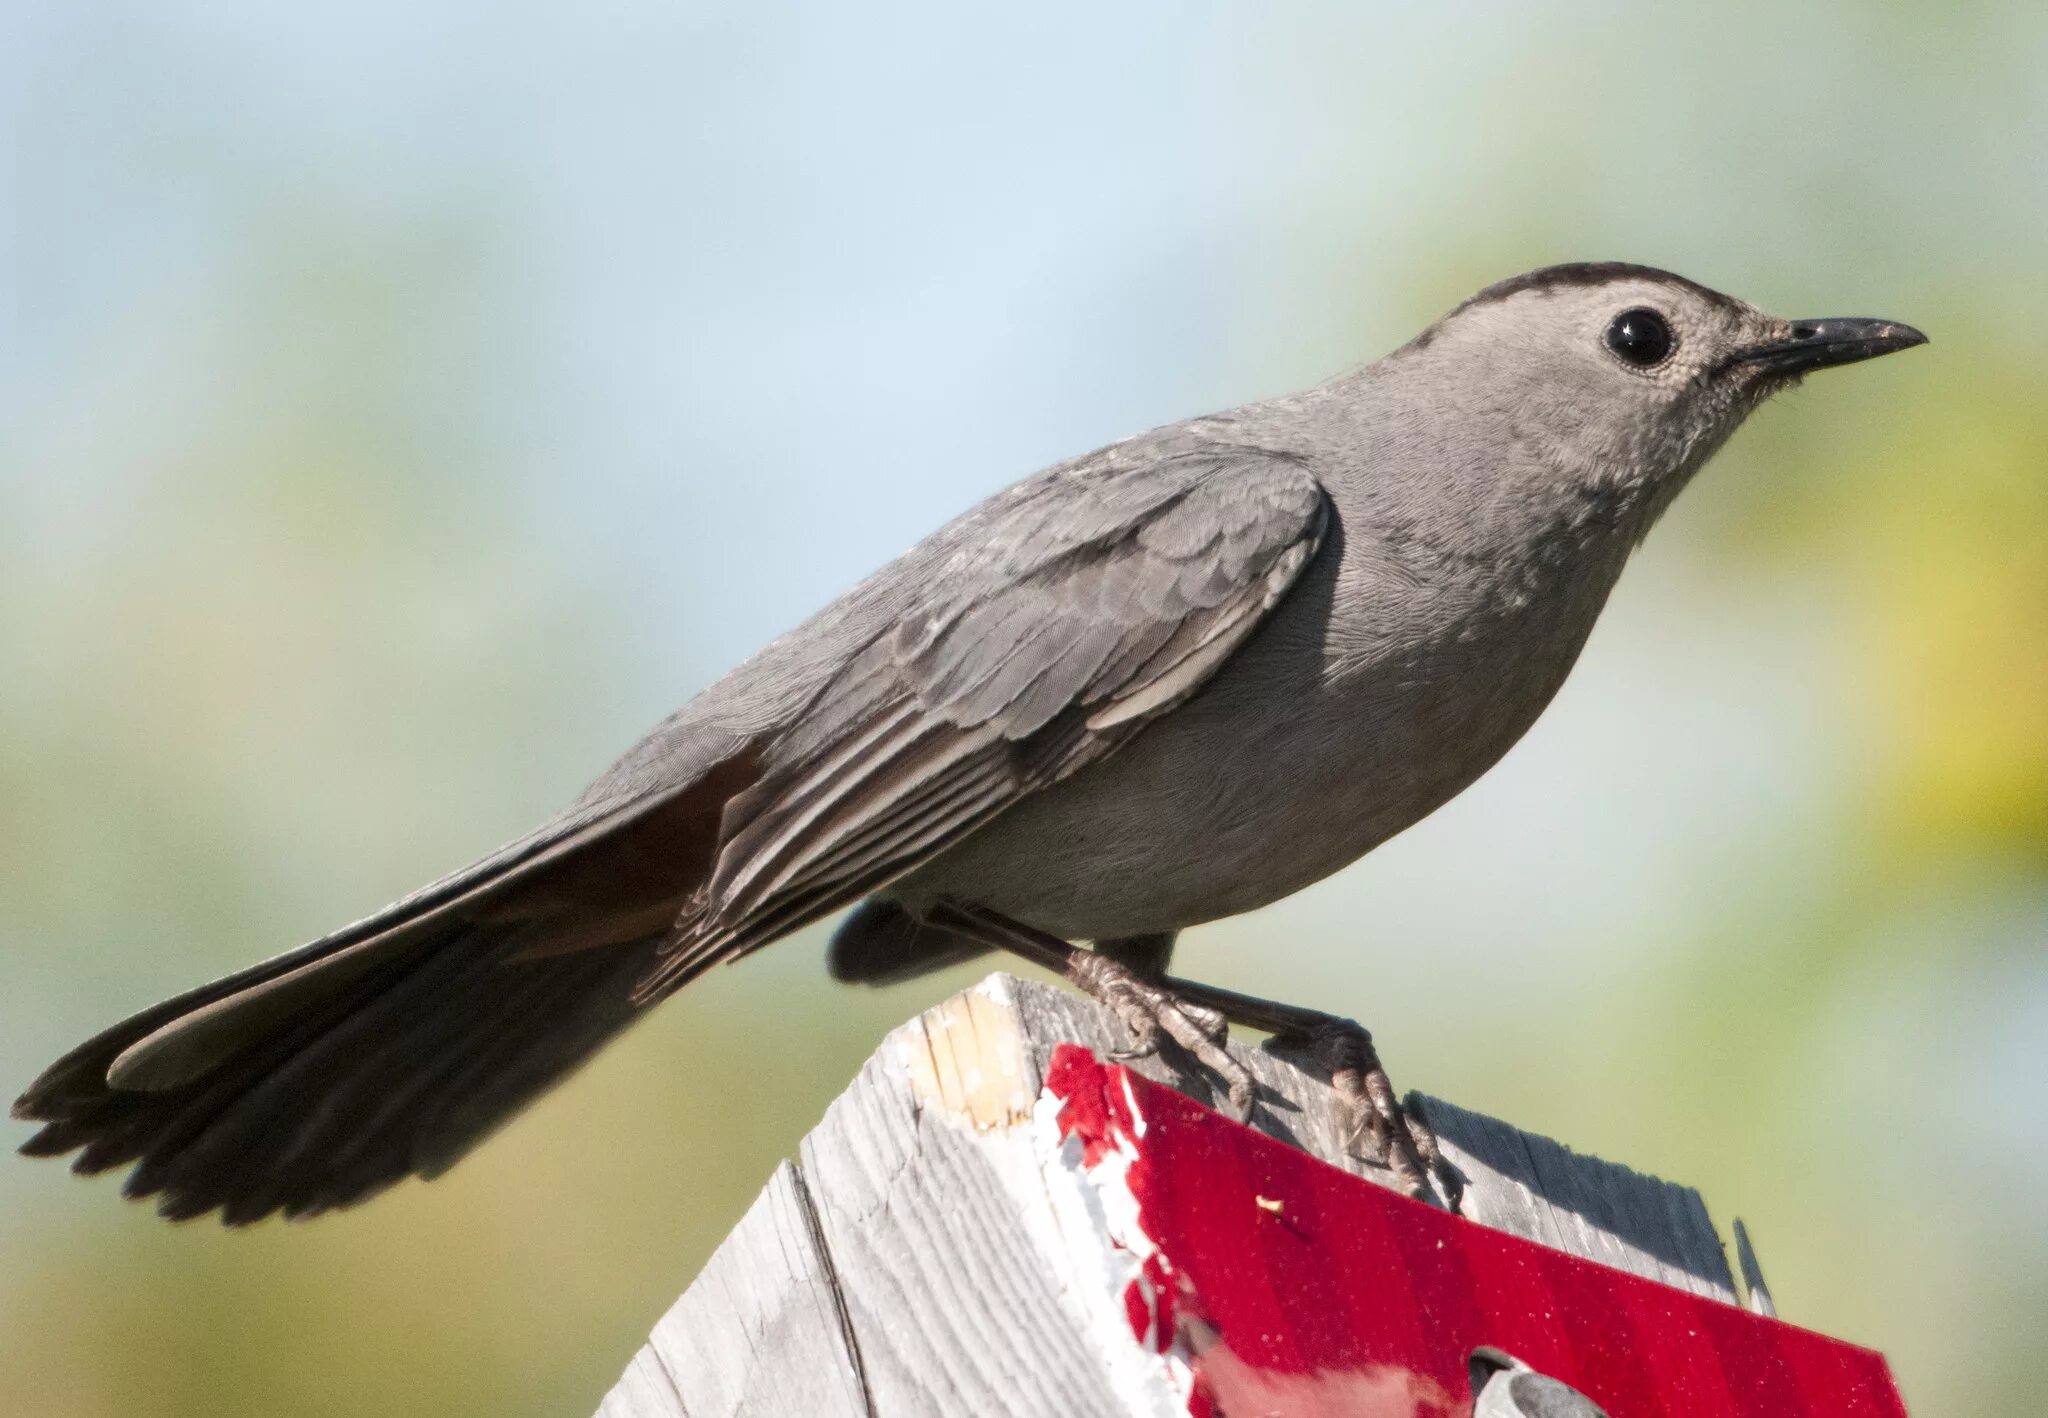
1604, 307, 1673, 368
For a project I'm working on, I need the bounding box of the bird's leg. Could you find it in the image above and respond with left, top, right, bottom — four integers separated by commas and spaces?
1087, 932, 1190, 1060
1093, 931, 1178, 979
926, 904, 1250, 1121
926, 899, 1458, 1208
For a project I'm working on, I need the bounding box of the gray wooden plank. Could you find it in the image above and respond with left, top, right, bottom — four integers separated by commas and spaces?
1004, 973, 1738, 1302
1734, 1217, 1777, 1316
596, 970, 1753, 1415
796, 985, 1138, 1418
1415, 1094, 1738, 1302
596, 1352, 690, 1418
594, 1160, 871, 1418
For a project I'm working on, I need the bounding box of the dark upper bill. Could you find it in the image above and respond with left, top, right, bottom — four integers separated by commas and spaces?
1734, 317, 1929, 376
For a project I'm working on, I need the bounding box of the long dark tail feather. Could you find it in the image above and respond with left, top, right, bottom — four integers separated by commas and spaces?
825, 899, 992, 986
14, 919, 673, 1224
13, 748, 773, 1223
16, 787, 702, 1125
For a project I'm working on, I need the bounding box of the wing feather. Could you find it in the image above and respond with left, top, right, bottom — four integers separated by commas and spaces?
640, 439, 1328, 994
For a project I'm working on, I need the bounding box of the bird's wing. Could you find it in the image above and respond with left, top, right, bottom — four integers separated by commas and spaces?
647, 439, 1329, 991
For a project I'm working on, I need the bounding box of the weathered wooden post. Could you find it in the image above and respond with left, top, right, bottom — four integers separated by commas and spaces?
596, 973, 1909, 1417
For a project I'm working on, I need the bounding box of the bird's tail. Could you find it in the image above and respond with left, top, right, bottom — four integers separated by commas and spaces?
12, 766, 761, 1223
13, 914, 669, 1224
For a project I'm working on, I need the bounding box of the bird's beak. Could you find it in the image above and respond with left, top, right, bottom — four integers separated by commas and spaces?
1732, 317, 1928, 376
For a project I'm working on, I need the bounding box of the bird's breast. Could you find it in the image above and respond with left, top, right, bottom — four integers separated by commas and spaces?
893, 525, 1628, 940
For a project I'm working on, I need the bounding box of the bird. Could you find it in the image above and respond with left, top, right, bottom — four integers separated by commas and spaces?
1470, 1347, 1610, 1417
13, 262, 1925, 1223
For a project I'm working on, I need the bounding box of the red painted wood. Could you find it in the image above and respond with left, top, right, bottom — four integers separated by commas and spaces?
1044, 1044, 1910, 1418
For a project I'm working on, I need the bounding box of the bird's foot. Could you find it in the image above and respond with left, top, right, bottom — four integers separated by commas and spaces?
1152, 973, 1460, 1209
923, 899, 1459, 1207
1066, 950, 1254, 1123
1279, 1014, 1462, 1210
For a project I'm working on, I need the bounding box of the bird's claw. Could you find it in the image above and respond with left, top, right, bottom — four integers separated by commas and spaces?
1291, 1017, 1462, 1210
1068, 952, 1254, 1122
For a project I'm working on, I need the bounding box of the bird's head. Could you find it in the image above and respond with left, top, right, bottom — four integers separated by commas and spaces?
1393, 262, 1926, 535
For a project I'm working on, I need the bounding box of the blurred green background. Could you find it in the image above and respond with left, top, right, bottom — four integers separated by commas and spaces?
3, 3, 2043, 1415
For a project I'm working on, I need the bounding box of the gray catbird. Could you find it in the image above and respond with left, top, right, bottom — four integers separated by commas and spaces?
15, 263, 1924, 1221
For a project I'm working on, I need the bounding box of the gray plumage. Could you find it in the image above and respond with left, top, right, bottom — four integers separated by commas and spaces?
13, 262, 1925, 1221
